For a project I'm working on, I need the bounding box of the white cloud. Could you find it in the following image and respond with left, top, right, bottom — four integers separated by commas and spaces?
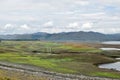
17, 24, 37, 34
74, 0, 89, 6
80, 12, 105, 18
82, 22, 93, 29
97, 28, 120, 34
98, 0, 120, 5
43, 21, 54, 27
40, 28, 63, 33
20, 24, 31, 30
0, 0, 120, 34
4, 24, 14, 29
67, 22, 79, 28
0, 24, 17, 34
0, 0, 54, 11
0, 24, 36, 34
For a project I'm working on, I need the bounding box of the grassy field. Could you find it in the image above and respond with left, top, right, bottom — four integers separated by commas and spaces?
0, 41, 120, 79
0, 69, 48, 80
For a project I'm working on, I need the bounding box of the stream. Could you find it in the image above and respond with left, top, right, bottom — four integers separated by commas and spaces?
99, 41, 120, 71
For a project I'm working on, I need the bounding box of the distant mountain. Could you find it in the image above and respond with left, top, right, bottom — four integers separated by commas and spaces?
46, 31, 107, 41
0, 31, 120, 42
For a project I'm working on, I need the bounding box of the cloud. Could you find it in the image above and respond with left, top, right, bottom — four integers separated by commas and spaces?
43, 21, 54, 28
82, 22, 93, 29
0, 0, 54, 11
20, 24, 31, 30
67, 22, 79, 28
40, 28, 63, 33
16, 24, 36, 34
4, 24, 14, 29
91, 28, 120, 34
74, 0, 89, 6
80, 12, 105, 17
0, 24, 36, 34
98, 0, 120, 5
0, 24, 17, 34
0, 0, 120, 34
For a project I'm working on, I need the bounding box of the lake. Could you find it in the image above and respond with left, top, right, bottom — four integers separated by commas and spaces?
101, 41, 120, 51
100, 48, 120, 51
99, 62, 120, 71
116, 58, 120, 60
99, 41, 120, 71
102, 41, 120, 45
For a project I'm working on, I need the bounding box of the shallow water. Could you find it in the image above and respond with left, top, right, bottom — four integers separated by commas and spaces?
100, 48, 120, 51
99, 41, 120, 71
99, 62, 120, 71
116, 58, 120, 60
102, 41, 120, 45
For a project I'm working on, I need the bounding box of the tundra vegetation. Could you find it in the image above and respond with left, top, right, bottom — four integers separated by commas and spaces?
0, 41, 120, 80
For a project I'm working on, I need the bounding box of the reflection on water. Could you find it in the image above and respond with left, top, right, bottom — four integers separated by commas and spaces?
102, 41, 120, 45
99, 41, 120, 71
100, 48, 120, 51
99, 62, 120, 71
116, 58, 120, 60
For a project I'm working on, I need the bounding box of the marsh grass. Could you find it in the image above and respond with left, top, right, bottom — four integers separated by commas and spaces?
0, 41, 119, 78
0, 69, 47, 80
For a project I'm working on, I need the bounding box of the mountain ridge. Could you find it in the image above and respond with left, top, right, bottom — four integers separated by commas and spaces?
0, 31, 120, 42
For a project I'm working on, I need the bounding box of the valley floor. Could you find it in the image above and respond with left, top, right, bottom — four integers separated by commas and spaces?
0, 41, 120, 80
0, 62, 118, 80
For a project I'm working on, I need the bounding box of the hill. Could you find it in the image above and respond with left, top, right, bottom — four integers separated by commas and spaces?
0, 31, 120, 42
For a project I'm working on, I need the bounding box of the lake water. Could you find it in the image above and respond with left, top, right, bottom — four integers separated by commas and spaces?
116, 58, 120, 60
100, 48, 120, 51
99, 41, 120, 71
102, 41, 120, 45
99, 62, 120, 71
101, 41, 120, 51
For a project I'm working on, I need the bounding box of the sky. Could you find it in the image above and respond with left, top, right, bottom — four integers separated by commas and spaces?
0, 0, 120, 34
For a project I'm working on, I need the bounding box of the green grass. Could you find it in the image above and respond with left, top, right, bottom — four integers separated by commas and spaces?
91, 72, 120, 78
0, 41, 101, 53
0, 52, 115, 74
0, 41, 119, 79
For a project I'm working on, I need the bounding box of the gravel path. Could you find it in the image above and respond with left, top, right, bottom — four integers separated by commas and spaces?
0, 61, 119, 80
